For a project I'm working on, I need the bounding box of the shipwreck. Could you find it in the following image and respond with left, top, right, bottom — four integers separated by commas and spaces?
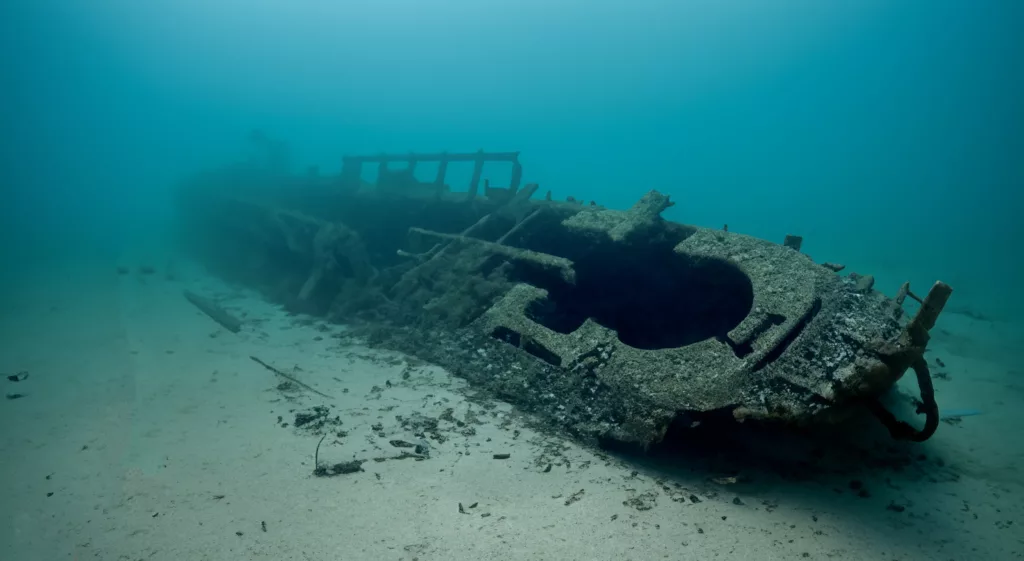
176, 148, 952, 447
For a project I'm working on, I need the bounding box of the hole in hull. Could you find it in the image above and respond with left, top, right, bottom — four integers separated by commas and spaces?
519, 249, 754, 350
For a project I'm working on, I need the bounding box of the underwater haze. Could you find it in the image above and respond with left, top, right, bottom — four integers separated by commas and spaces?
5, 0, 1024, 314
2, 1, 1023, 560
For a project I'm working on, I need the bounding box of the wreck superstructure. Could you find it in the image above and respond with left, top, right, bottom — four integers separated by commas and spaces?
177, 149, 951, 446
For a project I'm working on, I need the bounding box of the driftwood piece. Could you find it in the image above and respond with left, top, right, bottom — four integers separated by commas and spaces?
183, 290, 242, 333
408, 227, 576, 284
429, 214, 491, 258
390, 214, 494, 294
607, 190, 674, 242
496, 208, 542, 245
249, 356, 334, 399
393, 184, 544, 293
494, 183, 540, 223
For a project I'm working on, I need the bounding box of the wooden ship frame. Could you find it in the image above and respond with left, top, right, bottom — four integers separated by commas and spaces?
176, 148, 952, 446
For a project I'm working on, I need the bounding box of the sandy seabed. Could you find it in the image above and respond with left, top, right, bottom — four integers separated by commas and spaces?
1, 252, 1021, 561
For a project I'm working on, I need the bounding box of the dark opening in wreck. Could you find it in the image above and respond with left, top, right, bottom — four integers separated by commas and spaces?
522, 252, 754, 351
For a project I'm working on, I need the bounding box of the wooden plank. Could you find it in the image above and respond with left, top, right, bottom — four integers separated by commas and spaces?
183, 290, 243, 333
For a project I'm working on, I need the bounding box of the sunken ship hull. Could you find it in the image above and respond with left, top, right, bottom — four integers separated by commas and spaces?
176, 150, 951, 446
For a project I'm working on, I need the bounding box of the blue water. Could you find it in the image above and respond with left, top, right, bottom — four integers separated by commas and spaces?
4, 1, 1023, 318
2, 2, 1022, 559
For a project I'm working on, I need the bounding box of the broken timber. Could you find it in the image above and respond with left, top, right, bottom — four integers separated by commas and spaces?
183, 290, 242, 333
250, 356, 334, 399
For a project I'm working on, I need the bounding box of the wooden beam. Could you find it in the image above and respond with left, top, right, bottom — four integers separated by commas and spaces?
183, 290, 243, 333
